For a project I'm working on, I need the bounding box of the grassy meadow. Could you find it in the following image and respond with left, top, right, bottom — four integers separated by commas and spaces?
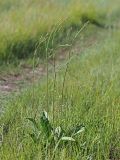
1, 27, 120, 159
0, 0, 119, 62
0, 0, 120, 160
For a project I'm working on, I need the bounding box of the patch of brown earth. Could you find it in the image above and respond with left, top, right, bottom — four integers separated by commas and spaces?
0, 27, 104, 96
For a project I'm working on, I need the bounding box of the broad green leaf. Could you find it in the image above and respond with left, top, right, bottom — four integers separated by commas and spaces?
43, 110, 49, 120
61, 137, 75, 142
73, 126, 85, 136
26, 118, 38, 129
40, 111, 53, 138
69, 124, 85, 136
55, 126, 61, 137
55, 126, 64, 139
29, 133, 38, 143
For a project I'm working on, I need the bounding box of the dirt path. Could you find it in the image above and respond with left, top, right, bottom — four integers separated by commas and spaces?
0, 29, 99, 95
0, 24, 115, 114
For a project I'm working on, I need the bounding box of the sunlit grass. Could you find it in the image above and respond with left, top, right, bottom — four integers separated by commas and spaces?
0, 1, 120, 159
0, 28, 120, 160
0, 0, 119, 61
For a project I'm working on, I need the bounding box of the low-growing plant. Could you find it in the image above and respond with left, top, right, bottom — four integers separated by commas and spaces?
27, 110, 85, 159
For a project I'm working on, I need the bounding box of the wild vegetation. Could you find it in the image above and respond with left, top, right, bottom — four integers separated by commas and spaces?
0, 0, 119, 62
0, 0, 120, 160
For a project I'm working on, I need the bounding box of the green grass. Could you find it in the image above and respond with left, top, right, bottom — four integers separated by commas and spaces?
0, 26, 120, 159
0, 0, 119, 62
0, 0, 120, 159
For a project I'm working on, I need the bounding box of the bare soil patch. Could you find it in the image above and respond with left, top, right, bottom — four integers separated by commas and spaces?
0, 32, 101, 96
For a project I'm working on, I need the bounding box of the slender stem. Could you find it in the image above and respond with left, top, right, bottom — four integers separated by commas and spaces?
46, 40, 49, 112
51, 139, 61, 160
53, 54, 56, 123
